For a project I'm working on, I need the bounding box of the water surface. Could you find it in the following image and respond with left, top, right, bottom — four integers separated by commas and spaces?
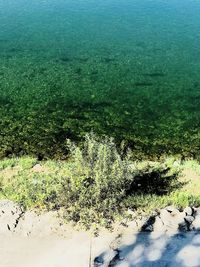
1, 0, 200, 159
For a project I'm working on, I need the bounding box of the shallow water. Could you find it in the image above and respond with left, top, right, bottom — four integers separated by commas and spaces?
1, 0, 200, 159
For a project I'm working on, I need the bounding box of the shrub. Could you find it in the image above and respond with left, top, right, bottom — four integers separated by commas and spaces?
59, 133, 133, 227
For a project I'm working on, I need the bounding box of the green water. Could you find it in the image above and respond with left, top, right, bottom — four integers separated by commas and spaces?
1, 0, 200, 159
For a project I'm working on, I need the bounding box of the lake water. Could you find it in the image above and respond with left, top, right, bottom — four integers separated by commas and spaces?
0, 0, 200, 159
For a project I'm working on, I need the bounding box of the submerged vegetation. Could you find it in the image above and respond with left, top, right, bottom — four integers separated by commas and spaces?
1, 0, 200, 160
1, 51, 200, 160
1, 134, 200, 228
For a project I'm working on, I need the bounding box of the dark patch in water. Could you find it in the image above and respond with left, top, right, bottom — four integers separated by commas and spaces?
0, 96, 13, 107
143, 72, 165, 78
3, 54, 14, 60
74, 67, 82, 75
193, 82, 200, 88
73, 57, 89, 63
102, 57, 115, 63
68, 114, 87, 120
135, 41, 146, 48
90, 70, 98, 75
151, 48, 163, 53
38, 67, 47, 74
45, 97, 111, 115
8, 48, 23, 53
59, 56, 71, 63
134, 82, 154, 87
58, 55, 88, 64
72, 101, 111, 111
90, 70, 99, 83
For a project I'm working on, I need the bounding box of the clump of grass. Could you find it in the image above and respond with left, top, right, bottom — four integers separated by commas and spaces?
0, 157, 61, 209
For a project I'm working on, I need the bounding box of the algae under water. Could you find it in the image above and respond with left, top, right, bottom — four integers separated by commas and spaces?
0, 0, 200, 159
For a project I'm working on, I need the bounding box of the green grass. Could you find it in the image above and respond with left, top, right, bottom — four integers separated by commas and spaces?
1, 134, 200, 228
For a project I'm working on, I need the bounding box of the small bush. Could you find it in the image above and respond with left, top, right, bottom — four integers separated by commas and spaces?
59, 134, 133, 227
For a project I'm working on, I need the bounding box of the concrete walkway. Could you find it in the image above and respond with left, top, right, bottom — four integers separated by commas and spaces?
0, 234, 91, 267
1, 231, 200, 267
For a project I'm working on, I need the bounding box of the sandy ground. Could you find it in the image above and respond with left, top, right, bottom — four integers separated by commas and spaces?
1, 231, 200, 267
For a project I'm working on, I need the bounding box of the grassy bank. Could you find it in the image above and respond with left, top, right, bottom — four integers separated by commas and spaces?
1, 134, 200, 228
